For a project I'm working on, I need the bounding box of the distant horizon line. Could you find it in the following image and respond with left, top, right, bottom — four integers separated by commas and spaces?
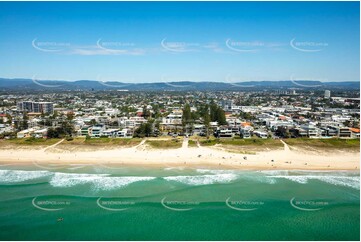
0, 77, 360, 84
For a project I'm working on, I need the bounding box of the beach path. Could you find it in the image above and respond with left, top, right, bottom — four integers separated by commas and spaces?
42, 138, 65, 152
280, 139, 290, 152
134, 139, 146, 149
182, 137, 188, 149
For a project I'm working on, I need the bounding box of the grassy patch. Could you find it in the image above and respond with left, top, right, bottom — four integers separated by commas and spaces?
199, 139, 219, 146
199, 138, 283, 148
80, 137, 142, 146
188, 140, 198, 147
146, 139, 182, 149
2, 138, 61, 146
284, 138, 360, 150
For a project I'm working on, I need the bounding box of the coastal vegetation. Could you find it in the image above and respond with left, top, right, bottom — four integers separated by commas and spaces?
1, 136, 359, 151
146, 139, 182, 149
284, 138, 360, 150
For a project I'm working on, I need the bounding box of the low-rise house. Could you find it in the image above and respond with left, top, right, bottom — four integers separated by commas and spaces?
254, 130, 268, 139
320, 126, 338, 137
350, 128, 360, 139
117, 129, 132, 138
16, 127, 47, 138
338, 127, 352, 138
193, 124, 205, 133
292, 127, 308, 137
101, 129, 119, 138
80, 126, 91, 136
240, 127, 252, 138
90, 125, 106, 138
216, 128, 234, 138
33, 128, 48, 138
300, 124, 321, 138
17, 129, 31, 138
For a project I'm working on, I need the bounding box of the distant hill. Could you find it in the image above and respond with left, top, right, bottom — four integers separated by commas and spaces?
0, 78, 359, 91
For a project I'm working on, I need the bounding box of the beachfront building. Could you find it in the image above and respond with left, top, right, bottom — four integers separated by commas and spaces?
350, 128, 360, 139
300, 124, 322, 138
337, 127, 352, 138
160, 112, 183, 131
80, 126, 91, 136
215, 127, 234, 138
117, 129, 132, 138
89, 125, 106, 138
101, 128, 119, 138
16, 127, 48, 139
254, 130, 268, 139
240, 127, 252, 138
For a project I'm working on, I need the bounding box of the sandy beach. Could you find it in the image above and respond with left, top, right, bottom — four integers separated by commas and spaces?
0, 138, 359, 171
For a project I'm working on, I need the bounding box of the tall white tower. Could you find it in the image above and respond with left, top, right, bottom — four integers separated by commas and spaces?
324, 90, 331, 98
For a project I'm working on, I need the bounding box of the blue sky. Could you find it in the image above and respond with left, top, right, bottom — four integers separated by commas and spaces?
0, 1, 359, 83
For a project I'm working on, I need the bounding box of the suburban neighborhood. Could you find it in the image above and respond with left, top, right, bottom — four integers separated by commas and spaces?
0, 88, 359, 141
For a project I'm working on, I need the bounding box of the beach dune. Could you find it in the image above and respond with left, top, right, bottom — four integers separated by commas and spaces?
0, 138, 359, 170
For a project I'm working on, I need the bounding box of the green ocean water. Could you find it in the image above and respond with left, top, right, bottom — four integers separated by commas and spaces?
0, 164, 359, 241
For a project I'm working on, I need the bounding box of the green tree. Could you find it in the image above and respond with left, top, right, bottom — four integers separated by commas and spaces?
21, 113, 28, 130
182, 104, 193, 132
142, 106, 151, 119
66, 112, 74, 121
203, 112, 211, 139
133, 122, 153, 138
6, 114, 12, 125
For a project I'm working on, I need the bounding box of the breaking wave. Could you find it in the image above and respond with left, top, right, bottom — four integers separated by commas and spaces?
268, 175, 360, 189
163, 174, 239, 185
0, 170, 53, 183
0, 169, 156, 190
0, 169, 358, 190
49, 172, 156, 190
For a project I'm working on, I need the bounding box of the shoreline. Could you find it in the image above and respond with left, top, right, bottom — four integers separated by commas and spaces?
0, 140, 359, 171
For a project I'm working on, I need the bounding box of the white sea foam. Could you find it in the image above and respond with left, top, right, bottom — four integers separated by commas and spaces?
268, 175, 308, 184
49, 172, 109, 188
50, 172, 156, 190
91, 176, 156, 190
314, 176, 360, 190
164, 167, 184, 171
195, 169, 235, 174
260, 170, 291, 176
163, 174, 239, 185
240, 174, 278, 184
268, 175, 360, 189
0, 169, 53, 183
